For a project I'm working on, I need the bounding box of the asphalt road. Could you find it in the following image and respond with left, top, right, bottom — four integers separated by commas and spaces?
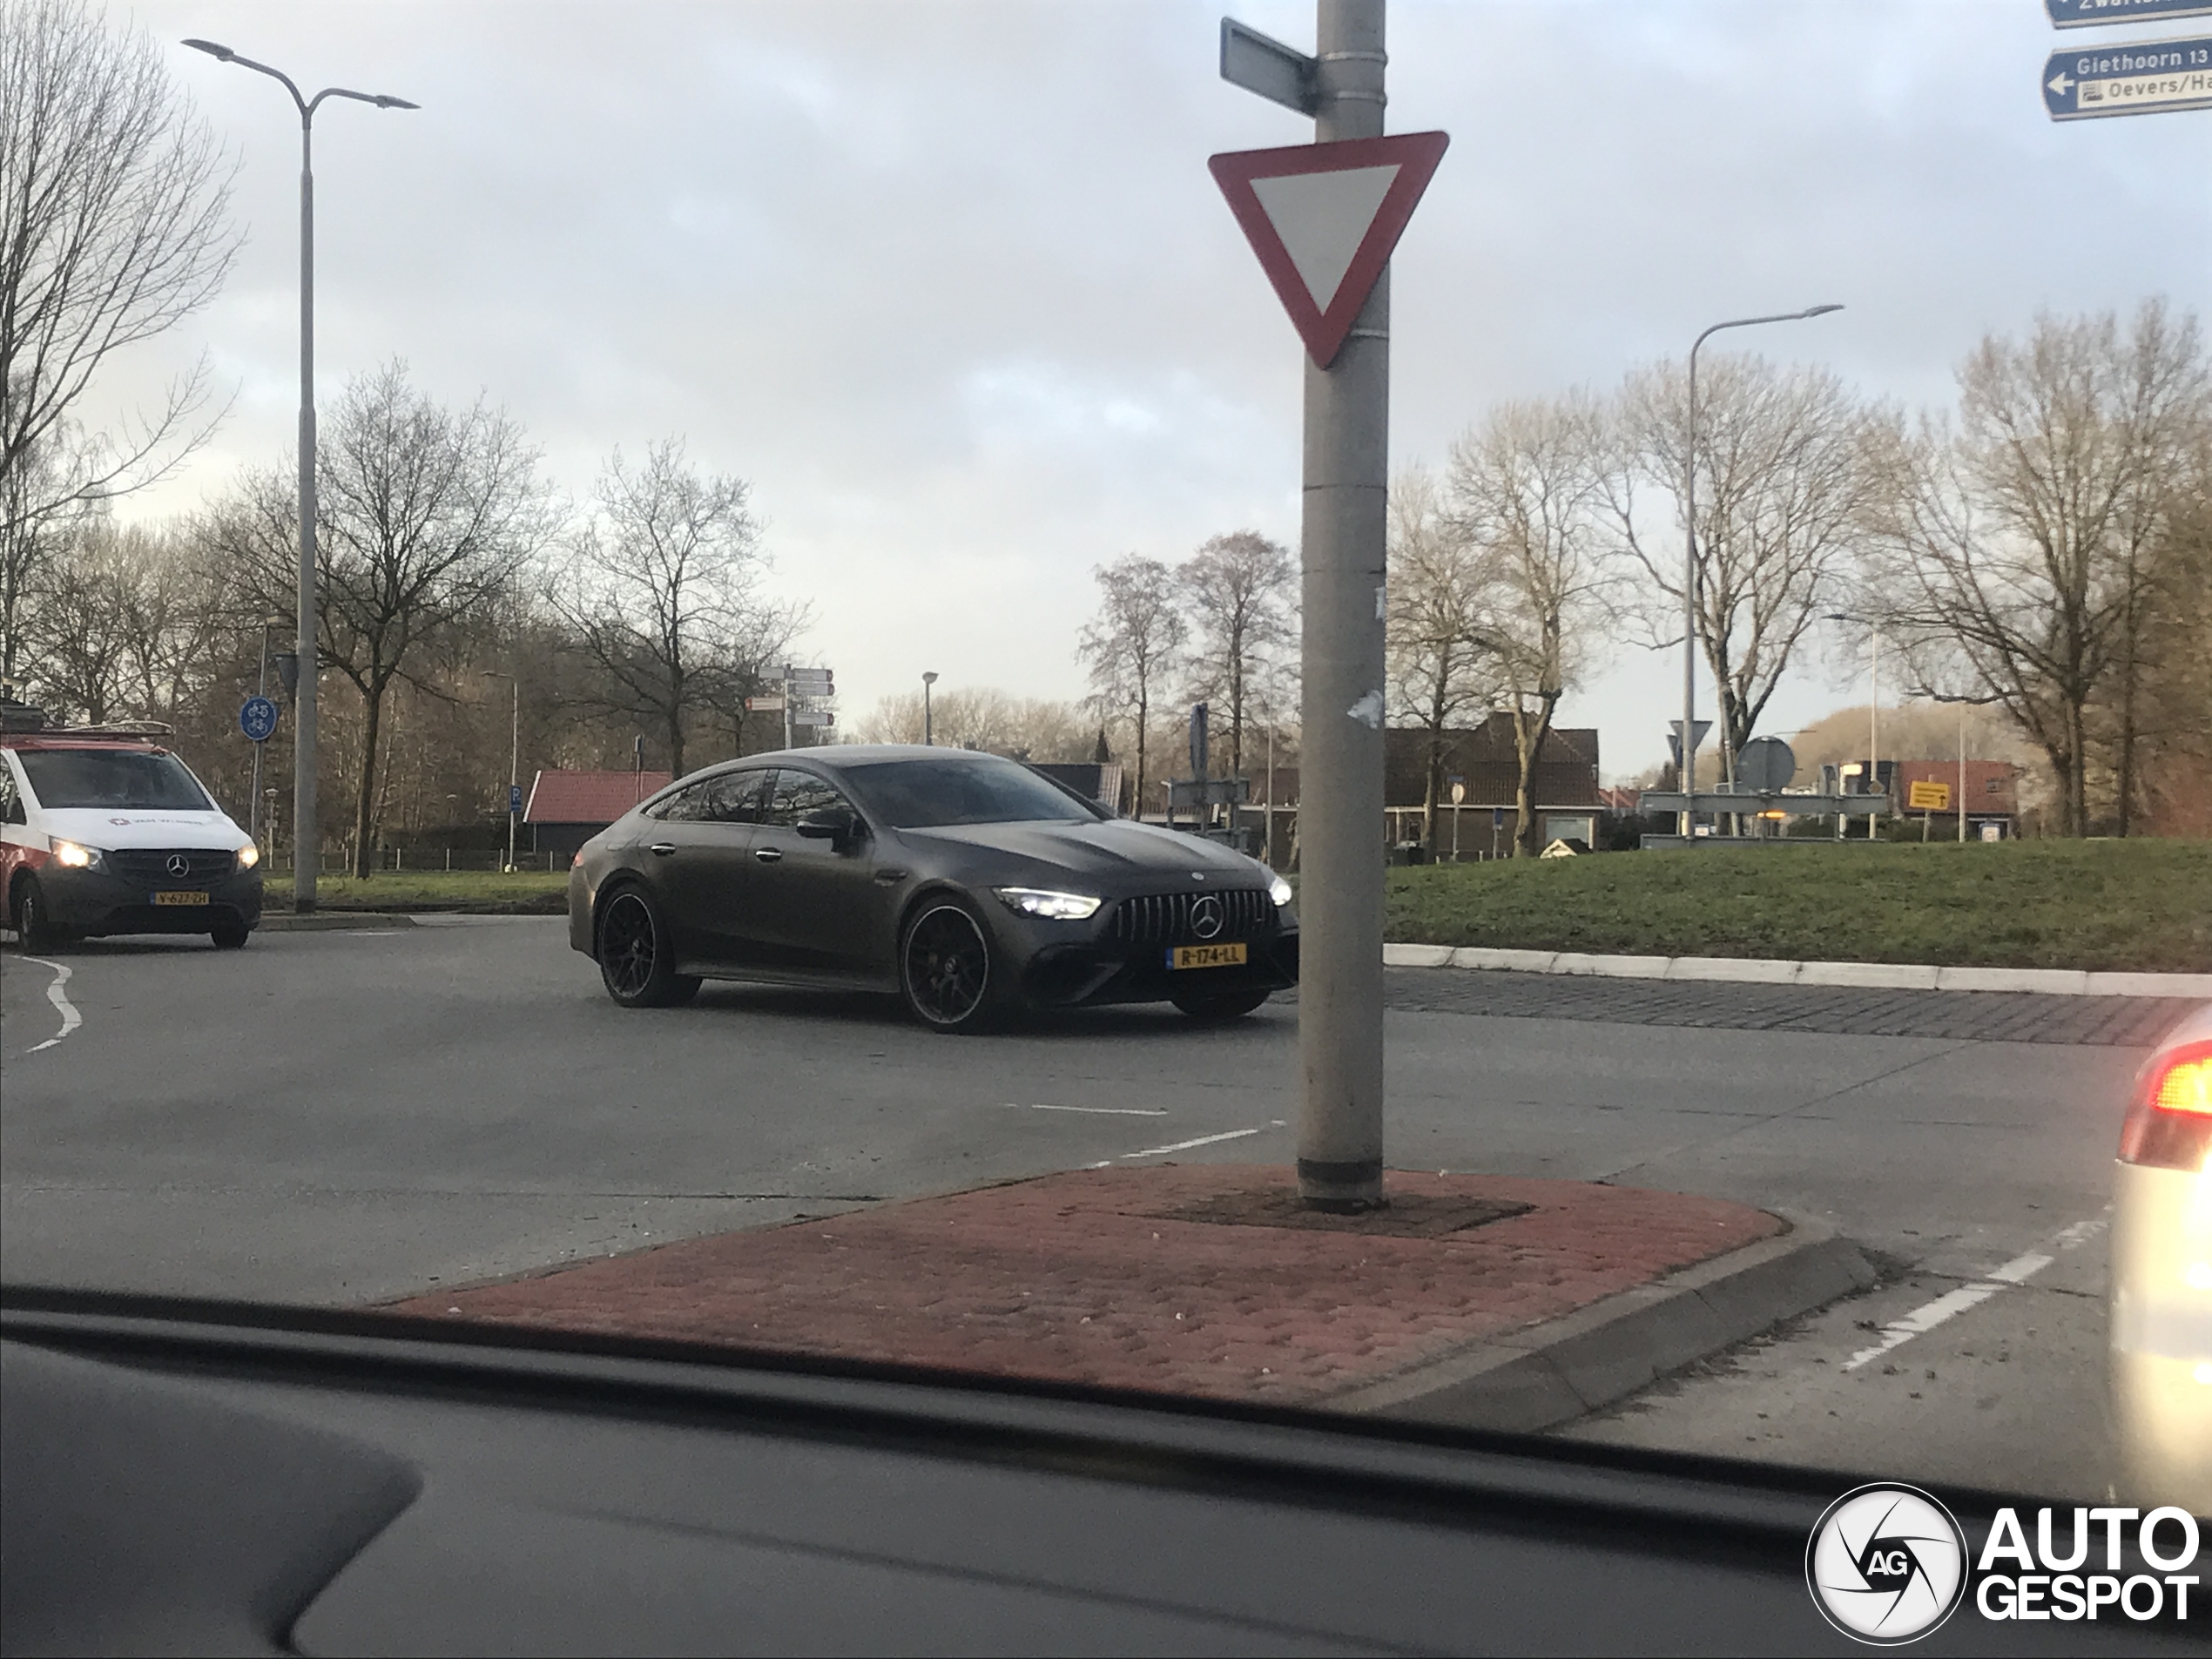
3, 916, 2194, 1502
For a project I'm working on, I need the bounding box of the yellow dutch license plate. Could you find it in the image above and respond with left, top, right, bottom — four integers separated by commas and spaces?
152, 890, 210, 907
1168, 942, 1245, 970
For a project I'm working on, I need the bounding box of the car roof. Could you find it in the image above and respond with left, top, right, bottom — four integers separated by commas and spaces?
1, 732, 172, 753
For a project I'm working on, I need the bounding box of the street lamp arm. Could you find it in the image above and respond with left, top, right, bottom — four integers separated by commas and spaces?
185, 41, 308, 114
308, 86, 421, 115
1692, 305, 1845, 356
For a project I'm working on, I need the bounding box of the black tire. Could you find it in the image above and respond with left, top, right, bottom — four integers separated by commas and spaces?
210, 919, 250, 950
1170, 987, 1272, 1022
900, 899, 1000, 1034
14, 878, 71, 954
594, 885, 701, 1008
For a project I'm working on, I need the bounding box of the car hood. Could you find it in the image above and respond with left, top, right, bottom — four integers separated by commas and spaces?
893, 819, 1271, 888
40, 807, 247, 850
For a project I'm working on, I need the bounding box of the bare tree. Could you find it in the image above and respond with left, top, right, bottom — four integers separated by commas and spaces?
854, 686, 1092, 759
1606, 354, 1876, 790
1077, 554, 1184, 817
18, 513, 216, 724
554, 438, 772, 780
218, 362, 552, 873
1861, 300, 2209, 835
1177, 530, 1294, 779
0, 0, 237, 544
1386, 463, 1495, 854
1447, 394, 1612, 857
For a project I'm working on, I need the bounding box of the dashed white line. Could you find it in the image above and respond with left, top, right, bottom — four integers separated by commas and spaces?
1008, 1103, 1170, 1116
1119, 1126, 1267, 1160
1842, 1217, 2108, 1372
21, 956, 81, 1053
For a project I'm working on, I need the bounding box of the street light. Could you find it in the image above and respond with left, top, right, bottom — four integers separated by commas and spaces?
246, 615, 288, 839
1680, 304, 1842, 840
1929, 691, 2003, 843
183, 39, 415, 914
481, 671, 520, 873
921, 671, 939, 746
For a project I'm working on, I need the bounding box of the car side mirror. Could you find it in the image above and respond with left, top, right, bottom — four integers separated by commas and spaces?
795, 809, 861, 849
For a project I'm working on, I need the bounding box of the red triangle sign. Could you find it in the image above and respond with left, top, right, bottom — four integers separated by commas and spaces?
1210, 132, 1448, 369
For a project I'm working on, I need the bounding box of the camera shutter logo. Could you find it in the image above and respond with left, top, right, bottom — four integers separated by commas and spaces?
1190, 895, 1224, 940
1806, 1485, 1967, 1644
165, 853, 191, 879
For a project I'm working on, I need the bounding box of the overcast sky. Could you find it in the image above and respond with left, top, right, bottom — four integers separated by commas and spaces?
98, 0, 2209, 779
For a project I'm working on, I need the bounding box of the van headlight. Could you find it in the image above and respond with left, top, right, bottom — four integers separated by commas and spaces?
235, 843, 261, 871
993, 887, 1102, 921
51, 839, 102, 869
1270, 874, 1294, 907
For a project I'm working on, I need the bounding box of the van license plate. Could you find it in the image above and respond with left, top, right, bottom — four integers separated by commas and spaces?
152, 890, 209, 907
1168, 943, 1245, 969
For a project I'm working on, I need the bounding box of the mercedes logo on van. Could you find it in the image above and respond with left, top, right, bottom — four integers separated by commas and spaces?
1805, 1484, 1967, 1644
165, 853, 191, 878
1190, 895, 1224, 940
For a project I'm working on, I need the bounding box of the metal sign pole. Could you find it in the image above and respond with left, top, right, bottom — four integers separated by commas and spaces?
1295, 0, 1389, 1212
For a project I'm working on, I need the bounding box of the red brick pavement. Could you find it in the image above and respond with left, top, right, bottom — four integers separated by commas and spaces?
388, 1166, 1783, 1406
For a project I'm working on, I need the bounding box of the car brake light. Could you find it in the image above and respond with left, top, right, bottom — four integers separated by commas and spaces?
2121, 1040, 2212, 1170
2151, 1054, 2212, 1117
571, 849, 584, 867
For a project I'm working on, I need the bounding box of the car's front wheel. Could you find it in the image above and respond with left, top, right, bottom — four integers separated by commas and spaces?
13, 877, 71, 954
900, 899, 999, 1034
209, 919, 250, 950
595, 885, 701, 1008
1170, 987, 1272, 1022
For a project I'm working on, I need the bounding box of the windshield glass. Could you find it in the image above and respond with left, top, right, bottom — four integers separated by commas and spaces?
17, 749, 214, 812
843, 757, 1101, 828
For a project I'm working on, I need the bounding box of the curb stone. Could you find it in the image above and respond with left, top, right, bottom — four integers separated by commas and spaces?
254, 912, 419, 932
1335, 1212, 1875, 1433
1383, 942, 2212, 999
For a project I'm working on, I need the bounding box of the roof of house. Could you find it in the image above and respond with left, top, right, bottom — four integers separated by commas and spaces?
1892, 758, 2020, 811
523, 768, 674, 824
1384, 715, 1602, 810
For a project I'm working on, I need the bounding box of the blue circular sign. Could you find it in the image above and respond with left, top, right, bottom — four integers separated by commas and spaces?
239, 694, 280, 743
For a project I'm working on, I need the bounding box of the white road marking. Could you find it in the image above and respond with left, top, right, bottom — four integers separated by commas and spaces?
1842, 1216, 2110, 1372
1009, 1103, 1170, 1116
1120, 1126, 1266, 1160
21, 957, 81, 1053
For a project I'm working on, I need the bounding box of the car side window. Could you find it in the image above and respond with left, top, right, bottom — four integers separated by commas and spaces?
759, 769, 851, 829
705, 770, 768, 824
649, 780, 715, 822
0, 762, 21, 824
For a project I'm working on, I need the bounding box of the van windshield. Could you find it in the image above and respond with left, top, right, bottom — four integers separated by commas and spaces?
17, 749, 214, 812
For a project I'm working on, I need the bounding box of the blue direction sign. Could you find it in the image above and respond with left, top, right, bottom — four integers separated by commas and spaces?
2047, 0, 2212, 28
239, 694, 279, 743
2046, 34, 2212, 117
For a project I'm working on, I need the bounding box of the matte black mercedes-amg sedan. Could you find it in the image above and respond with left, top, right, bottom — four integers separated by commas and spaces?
567, 745, 1298, 1031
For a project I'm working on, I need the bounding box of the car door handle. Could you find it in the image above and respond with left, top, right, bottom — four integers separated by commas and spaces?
649, 843, 677, 857
753, 846, 783, 863
873, 867, 907, 885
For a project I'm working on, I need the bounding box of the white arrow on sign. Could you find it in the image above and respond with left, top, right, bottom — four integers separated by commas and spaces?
2048, 70, 2074, 94
1209, 132, 1449, 368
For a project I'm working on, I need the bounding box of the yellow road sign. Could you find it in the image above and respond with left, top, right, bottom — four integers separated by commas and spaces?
1908, 779, 1952, 812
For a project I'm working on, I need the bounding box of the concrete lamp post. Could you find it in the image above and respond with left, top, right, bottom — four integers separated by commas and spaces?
183, 38, 415, 911
921, 671, 939, 746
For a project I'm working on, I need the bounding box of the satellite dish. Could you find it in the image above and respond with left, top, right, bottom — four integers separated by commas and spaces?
1736, 736, 1796, 793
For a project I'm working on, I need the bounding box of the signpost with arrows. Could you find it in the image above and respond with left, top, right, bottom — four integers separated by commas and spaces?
2040, 0, 2212, 118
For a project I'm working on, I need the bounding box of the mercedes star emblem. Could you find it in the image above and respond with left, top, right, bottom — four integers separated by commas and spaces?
165, 853, 190, 878
1190, 895, 1224, 940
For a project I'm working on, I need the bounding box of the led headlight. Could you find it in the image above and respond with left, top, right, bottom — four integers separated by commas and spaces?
1270, 874, 1294, 907
50, 839, 102, 868
234, 842, 261, 870
993, 887, 1102, 921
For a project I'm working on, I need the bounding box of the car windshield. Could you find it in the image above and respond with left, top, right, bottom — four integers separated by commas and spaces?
843, 757, 1102, 828
3, 1, 2209, 1622
17, 749, 213, 812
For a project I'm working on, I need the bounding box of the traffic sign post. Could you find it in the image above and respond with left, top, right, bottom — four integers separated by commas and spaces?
239, 695, 280, 744
782, 667, 833, 749
2046, 0, 2212, 26
1217, 0, 1437, 1212
2043, 34, 2212, 117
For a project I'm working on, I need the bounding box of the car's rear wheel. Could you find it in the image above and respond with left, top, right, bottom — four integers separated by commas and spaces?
595, 886, 700, 1008
900, 900, 998, 1033
1170, 987, 1272, 1022
14, 878, 71, 954
210, 919, 250, 950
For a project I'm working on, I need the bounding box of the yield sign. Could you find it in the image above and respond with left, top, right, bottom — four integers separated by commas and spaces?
1209, 132, 1448, 368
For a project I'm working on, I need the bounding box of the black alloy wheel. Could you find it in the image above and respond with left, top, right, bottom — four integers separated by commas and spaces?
900, 900, 997, 1033
14, 878, 70, 954
210, 919, 250, 950
1170, 987, 1272, 1022
595, 886, 701, 1008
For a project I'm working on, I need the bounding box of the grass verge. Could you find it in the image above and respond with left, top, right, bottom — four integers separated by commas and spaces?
1383, 839, 2212, 973
273, 868, 570, 914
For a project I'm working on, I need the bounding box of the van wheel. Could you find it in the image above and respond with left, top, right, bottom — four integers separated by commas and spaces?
211, 920, 250, 949
15, 878, 71, 954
